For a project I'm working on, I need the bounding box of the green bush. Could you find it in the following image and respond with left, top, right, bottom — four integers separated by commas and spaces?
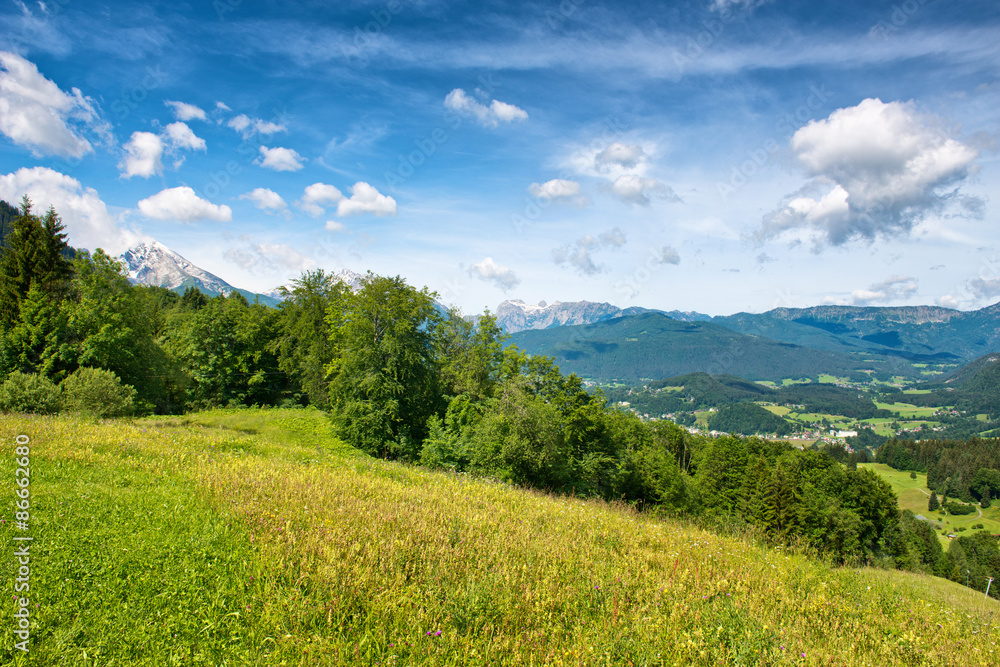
0, 372, 62, 414
943, 501, 976, 516
61, 367, 136, 418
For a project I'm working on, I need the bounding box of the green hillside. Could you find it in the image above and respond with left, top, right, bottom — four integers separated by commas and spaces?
714, 303, 1000, 365
509, 312, 868, 382
900, 353, 1000, 421
708, 402, 793, 436
3, 408, 996, 666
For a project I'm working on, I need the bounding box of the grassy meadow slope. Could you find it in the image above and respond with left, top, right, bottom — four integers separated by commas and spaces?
2, 408, 998, 666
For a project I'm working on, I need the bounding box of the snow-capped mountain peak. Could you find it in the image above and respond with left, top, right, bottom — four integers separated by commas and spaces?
119, 241, 238, 296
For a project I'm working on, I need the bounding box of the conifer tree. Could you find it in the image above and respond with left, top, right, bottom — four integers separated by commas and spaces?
929, 491, 940, 512
0, 197, 72, 327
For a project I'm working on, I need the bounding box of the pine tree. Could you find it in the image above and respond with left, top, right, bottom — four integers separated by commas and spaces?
981, 487, 992, 510
0, 197, 72, 327
929, 491, 940, 512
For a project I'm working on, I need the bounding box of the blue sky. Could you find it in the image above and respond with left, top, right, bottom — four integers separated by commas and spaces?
0, 0, 998, 316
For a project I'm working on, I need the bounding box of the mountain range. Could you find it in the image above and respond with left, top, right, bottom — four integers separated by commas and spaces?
112, 239, 1000, 383
495, 299, 710, 333
507, 311, 877, 382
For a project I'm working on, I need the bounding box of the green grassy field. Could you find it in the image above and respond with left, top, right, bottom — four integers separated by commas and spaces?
875, 402, 941, 418
2, 409, 998, 666
860, 463, 1000, 549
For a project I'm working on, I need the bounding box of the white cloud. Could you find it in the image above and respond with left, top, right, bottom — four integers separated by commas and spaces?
0, 166, 136, 253
224, 238, 315, 274
838, 275, 919, 306
595, 143, 648, 170
325, 220, 346, 232
0, 51, 105, 158
119, 131, 164, 179
937, 295, 962, 309
228, 114, 287, 138
758, 98, 980, 248
599, 227, 627, 248
528, 178, 587, 206
553, 227, 627, 276
299, 182, 345, 216
240, 188, 287, 212
710, 0, 771, 12
164, 122, 206, 151
658, 246, 681, 265
468, 257, 521, 292
256, 145, 305, 171
119, 123, 205, 178
969, 278, 1000, 301
490, 99, 529, 124
336, 181, 397, 217
611, 174, 680, 206
164, 100, 207, 122
137, 186, 232, 223
444, 88, 528, 128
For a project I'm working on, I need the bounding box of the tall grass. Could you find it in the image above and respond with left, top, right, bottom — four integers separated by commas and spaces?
2, 407, 997, 665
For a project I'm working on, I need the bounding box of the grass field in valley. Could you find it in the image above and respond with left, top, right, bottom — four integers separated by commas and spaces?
2, 408, 998, 666
861, 463, 1000, 549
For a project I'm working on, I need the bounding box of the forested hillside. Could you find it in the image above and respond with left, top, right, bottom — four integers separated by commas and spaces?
509, 312, 869, 381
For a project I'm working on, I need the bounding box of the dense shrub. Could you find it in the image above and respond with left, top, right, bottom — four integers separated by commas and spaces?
943, 501, 976, 516
0, 371, 62, 414
61, 367, 136, 418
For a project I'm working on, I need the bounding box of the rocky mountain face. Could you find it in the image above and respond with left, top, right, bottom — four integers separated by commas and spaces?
495, 299, 710, 333
118, 240, 280, 306
119, 241, 237, 295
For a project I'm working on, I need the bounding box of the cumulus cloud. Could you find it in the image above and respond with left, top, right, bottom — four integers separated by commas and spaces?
325, 220, 346, 232
529, 179, 580, 200
240, 188, 286, 212
164, 100, 207, 122
0, 166, 135, 253
595, 143, 647, 171
468, 257, 521, 292
336, 182, 396, 217
164, 122, 206, 151
224, 238, 315, 275
527, 178, 588, 206
299, 182, 344, 216
553, 227, 627, 276
119, 123, 206, 178
937, 295, 962, 309
119, 131, 164, 179
0, 50, 106, 158
137, 186, 232, 223
228, 114, 286, 138
757, 98, 980, 248
444, 89, 528, 128
256, 146, 305, 171
611, 174, 680, 206
658, 246, 681, 265
969, 278, 1000, 300
828, 275, 919, 306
